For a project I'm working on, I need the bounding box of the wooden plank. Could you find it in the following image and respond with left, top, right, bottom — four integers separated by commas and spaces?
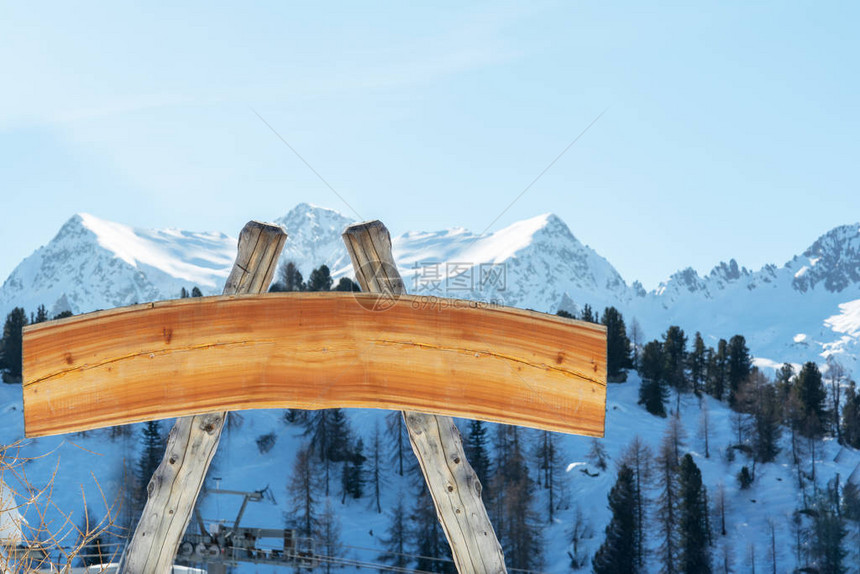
346, 221, 516, 574
115, 220, 287, 574
23, 292, 606, 438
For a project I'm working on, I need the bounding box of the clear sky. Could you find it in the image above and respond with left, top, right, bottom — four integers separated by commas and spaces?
1, 2, 857, 289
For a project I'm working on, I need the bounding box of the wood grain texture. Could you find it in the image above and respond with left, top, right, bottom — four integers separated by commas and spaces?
23, 292, 606, 438
347, 220, 511, 574
115, 220, 287, 574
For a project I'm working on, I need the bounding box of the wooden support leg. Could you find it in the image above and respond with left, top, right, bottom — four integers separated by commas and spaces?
117, 221, 287, 574
343, 221, 508, 574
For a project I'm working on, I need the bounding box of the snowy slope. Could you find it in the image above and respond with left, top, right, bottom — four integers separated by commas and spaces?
3, 205, 860, 571
624, 227, 860, 373
1, 373, 856, 572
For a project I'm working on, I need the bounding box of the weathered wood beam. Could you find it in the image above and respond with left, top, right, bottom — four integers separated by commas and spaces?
114, 221, 287, 574
22, 293, 606, 438
344, 221, 511, 573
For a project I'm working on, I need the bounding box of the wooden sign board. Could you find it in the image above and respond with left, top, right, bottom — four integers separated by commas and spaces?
22, 293, 606, 438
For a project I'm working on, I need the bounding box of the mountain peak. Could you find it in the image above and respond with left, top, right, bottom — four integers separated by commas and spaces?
0, 214, 235, 316
792, 223, 860, 293
708, 259, 749, 284
53, 212, 93, 239
279, 203, 353, 227
274, 203, 357, 278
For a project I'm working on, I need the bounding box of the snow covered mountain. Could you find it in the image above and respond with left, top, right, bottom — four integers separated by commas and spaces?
2, 204, 859, 373
3, 205, 860, 572
625, 224, 860, 373
0, 213, 235, 317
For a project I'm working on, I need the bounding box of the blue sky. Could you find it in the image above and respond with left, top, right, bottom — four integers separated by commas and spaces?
1, 2, 858, 289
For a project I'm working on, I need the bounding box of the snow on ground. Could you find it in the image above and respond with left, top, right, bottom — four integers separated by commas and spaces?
2, 369, 859, 572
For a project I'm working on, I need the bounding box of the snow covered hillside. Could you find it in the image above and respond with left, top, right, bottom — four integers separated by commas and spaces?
2, 204, 859, 372
1, 372, 856, 572
2, 205, 860, 571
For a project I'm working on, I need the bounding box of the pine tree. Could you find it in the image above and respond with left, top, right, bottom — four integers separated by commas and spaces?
620, 437, 653, 570
495, 426, 543, 571
369, 423, 383, 513
341, 437, 366, 502
768, 518, 778, 574
580, 304, 597, 323
334, 277, 360, 291
592, 464, 638, 574
534, 430, 561, 522
841, 381, 860, 448
602, 306, 633, 382
0, 307, 28, 383
827, 358, 847, 444
317, 498, 342, 574
180, 287, 189, 298
689, 332, 707, 395
841, 481, 860, 564
287, 444, 322, 537
727, 335, 752, 407
663, 326, 689, 401
303, 408, 354, 495
776, 362, 795, 386
410, 486, 455, 572
271, 261, 305, 292
568, 504, 592, 568
629, 317, 644, 370
488, 424, 512, 530
656, 429, 680, 574
794, 361, 827, 437
678, 454, 711, 573
587, 438, 609, 471
751, 373, 782, 463
379, 495, 409, 569
191, 286, 203, 297
698, 398, 711, 458
639, 340, 668, 417
465, 419, 491, 490
810, 497, 847, 574
327, 408, 353, 462
666, 414, 688, 466
386, 411, 410, 478
307, 264, 334, 292
284, 408, 309, 425
707, 339, 729, 401
135, 421, 164, 515
33, 304, 49, 324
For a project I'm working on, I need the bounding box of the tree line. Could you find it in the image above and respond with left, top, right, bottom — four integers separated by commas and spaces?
269, 261, 359, 293
8, 267, 860, 572
0, 304, 73, 382
570, 300, 858, 573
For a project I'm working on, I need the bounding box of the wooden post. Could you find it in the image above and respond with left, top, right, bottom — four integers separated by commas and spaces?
343, 220, 508, 574
117, 221, 287, 574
